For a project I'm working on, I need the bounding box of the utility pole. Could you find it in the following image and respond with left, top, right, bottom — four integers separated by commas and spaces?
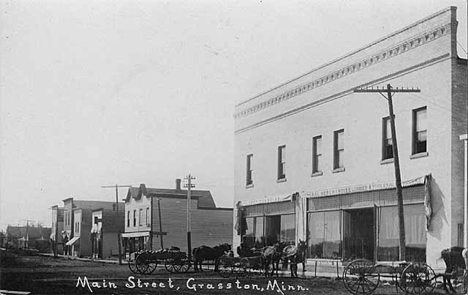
157, 198, 164, 249
184, 174, 195, 262
102, 184, 132, 265
354, 83, 420, 261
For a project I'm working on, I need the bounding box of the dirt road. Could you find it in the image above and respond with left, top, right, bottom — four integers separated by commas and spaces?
0, 250, 447, 295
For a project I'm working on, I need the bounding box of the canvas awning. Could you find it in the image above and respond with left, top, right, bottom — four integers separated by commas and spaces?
239, 193, 296, 206
65, 237, 79, 246
121, 231, 150, 238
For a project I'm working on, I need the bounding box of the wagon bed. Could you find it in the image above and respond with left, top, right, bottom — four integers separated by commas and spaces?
128, 247, 191, 275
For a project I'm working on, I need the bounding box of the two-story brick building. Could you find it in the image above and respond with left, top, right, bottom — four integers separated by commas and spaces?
122, 180, 233, 255
62, 198, 124, 257
233, 6, 467, 269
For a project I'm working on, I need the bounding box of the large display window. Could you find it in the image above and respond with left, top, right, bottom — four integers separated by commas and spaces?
242, 213, 296, 248
377, 204, 426, 261
307, 210, 342, 259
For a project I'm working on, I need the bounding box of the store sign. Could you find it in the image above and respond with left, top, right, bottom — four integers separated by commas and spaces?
303, 176, 425, 198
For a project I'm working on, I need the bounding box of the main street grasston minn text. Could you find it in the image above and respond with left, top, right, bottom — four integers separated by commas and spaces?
75, 275, 310, 295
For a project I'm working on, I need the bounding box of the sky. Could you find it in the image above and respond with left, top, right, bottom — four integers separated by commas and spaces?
0, 0, 466, 230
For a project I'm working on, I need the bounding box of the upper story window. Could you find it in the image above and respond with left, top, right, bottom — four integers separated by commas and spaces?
382, 117, 393, 160
246, 154, 253, 186
312, 135, 322, 174
413, 107, 427, 155
146, 207, 150, 227
277, 145, 286, 180
133, 210, 137, 227
333, 129, 344, 170
127, 211, 130, 227
139, 209, 143, 226
74, 221, 80, 234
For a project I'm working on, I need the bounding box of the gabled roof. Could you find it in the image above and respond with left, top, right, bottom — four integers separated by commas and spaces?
124, 184, 216, 208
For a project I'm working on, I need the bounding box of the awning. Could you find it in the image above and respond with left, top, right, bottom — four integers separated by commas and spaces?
301, 175, 426, 199
121, 231, 150, 238
239, 193, 296, 206
66, 237, 79, 246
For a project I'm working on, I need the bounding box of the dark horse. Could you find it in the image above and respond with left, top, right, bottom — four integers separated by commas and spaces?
282, 240, 308, 277
440, 246, 467, 293
192, 243, 231, 272
262, 242, 287, 277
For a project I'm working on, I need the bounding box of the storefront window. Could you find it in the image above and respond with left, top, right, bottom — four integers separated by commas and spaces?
265, 216, 280, 245
280, 214, 296, 244
377, 204, 426, 261
244, 214, 296, 248
308, 211, 341, 259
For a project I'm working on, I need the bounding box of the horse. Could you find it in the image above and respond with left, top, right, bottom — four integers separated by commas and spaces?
440, 246, 467, 293
282, 240, 307, 277
262, 242, 287, 277
192, 243, 231, 272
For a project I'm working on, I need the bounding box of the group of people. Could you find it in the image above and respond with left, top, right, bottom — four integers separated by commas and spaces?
49, 231, 70, 256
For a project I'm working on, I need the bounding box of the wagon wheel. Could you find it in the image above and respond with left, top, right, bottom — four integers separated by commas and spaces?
399, 262, 435, 294
218, 256, 233, 278
231, 258, 247, 278
127, 252, 139, 274
239, 257, 255, 277
173, 256, 191, 273
135, 252, 158, 274
164, 259, 176, 273
343, 259, 380, 295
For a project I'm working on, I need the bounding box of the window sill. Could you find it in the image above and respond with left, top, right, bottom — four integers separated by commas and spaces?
246, 183, 254, 189
277, 178, 287, 183
380, 158, 394, 165
410, 152, 428, 159
311, 171, 323, 177
332, 167, 345, 173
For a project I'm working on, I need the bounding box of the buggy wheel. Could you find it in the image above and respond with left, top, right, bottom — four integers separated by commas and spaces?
127, 252, 139, 274
399, 262, 435, 294
218, 256, 233, 278
343, 259, 380, 295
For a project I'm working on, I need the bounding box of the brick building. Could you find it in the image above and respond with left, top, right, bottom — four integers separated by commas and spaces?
233, 6, 467, 269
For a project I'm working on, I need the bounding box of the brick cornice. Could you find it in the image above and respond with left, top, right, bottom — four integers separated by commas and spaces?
234, 23, 451, 120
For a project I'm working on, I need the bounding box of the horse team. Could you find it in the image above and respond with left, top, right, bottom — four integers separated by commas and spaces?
192, 240, 308, 277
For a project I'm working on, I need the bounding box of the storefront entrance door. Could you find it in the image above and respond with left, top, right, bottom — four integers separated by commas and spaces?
343, 208, 375, 261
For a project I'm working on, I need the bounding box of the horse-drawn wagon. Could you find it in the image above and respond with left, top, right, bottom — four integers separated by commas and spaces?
342, 247, 468, 294
128, 246, 191, 274
218, 240, 307, 278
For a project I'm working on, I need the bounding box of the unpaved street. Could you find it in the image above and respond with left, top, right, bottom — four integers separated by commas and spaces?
0, 250, 449, 295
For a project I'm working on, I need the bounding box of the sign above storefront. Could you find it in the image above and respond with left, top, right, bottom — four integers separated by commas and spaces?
240, 193, 296, 206
302, 176, 426, 199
